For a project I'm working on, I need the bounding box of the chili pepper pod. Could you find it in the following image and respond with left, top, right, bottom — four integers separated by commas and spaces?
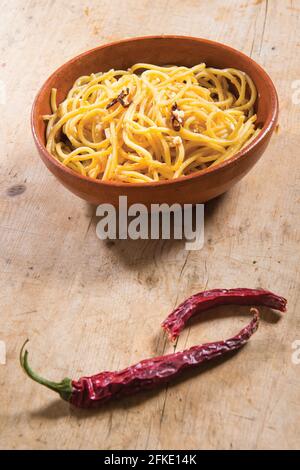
70, 308, 260, 408
20, 307, 261, 409
162, 288, 287, 340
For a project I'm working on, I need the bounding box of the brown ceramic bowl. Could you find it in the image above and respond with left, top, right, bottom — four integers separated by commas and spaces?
31, 36, 278, 206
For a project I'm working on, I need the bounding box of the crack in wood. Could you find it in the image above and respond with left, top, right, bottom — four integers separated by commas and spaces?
259, 0, 269, 55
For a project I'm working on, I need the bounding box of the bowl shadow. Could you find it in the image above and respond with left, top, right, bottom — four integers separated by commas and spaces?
84, 193, 226, 270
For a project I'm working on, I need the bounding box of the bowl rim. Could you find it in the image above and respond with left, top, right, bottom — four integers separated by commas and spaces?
31, 35, 279, 189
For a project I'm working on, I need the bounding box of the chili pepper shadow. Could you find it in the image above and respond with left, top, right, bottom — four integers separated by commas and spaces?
29, 399, 71, 420
29, 347, 241, 421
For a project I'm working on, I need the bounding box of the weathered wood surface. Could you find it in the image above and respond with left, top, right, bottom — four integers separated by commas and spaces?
0, 0, 299, 450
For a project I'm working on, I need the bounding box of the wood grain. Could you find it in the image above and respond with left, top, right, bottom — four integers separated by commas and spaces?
0, 0, 299, 450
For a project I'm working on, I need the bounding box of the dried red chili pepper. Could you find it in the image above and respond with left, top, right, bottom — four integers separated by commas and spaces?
171, 102, 184, 131
162, 288, 287, 340
106, 88, 130, 109
20, 288, 286, 409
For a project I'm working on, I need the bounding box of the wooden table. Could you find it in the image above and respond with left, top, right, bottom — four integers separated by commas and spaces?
1, 0, 299, 450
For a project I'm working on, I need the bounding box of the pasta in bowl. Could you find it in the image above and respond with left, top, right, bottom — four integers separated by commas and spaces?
32, 36, 278, 205
45, 63, 260, 183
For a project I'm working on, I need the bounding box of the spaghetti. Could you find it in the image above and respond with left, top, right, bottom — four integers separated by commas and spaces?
44, 63, 261, 183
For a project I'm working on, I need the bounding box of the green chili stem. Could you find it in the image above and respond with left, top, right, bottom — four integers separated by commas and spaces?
20, 340, 72, 402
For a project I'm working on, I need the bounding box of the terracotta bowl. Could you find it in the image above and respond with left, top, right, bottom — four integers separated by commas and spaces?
31, 36, 278, 206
